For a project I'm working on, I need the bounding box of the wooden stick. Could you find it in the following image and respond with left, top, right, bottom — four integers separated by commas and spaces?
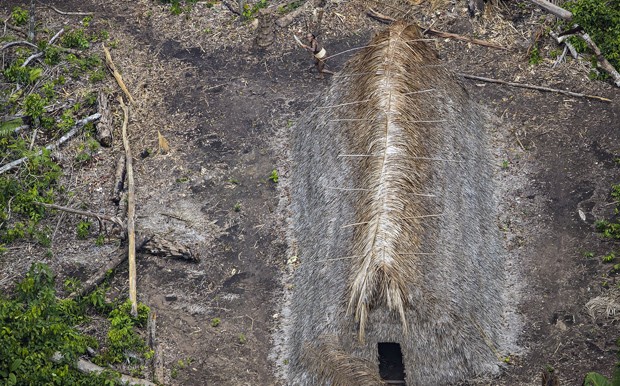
580, 32, 620, 87
52, 352, 156, 386
1, 40, 38, 50
39, 2, 94, 16
0, 113, 101, 174
21, 28, 64, 67
34, 202, 125, 230
147, 311, 165, 384
366, 8, 507, 50
68, 246, 128, 299
103, 44, 135, 104
119, 96, 138, 317
459, 73, 612, 102
528, 0, 572, 20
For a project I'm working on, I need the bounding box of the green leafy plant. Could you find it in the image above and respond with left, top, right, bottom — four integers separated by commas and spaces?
563, 0, 620, 72
211, 317, 221, 327
269, 169, 279, 183
233, 202, 242, 212
11, 6, 28, 26
61, 29, 90, 50
0, 264, 121, 385
76, 220, 92, 239
242, 0, 268, 20
529, 44, 542, 65
238, 333, 247, 344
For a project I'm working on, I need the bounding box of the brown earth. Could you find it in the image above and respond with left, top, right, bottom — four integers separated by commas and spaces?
1, 0, 619, 385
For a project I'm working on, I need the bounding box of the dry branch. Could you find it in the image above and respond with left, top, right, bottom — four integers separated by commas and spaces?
580, 32, 620, 87
0, 113, 101, 175
96, 92, 113, 147
103, 45, 135, 104
119, 96, 138, 317
21, 29, 64, 67
550, 31, 578, 59
51, 352, 156, 386
276, 0, 321, 28
460, 73, 612, 102
1, 40, 38, 50
40, 2, 94, 16
528, 0, 572, 20
68, 246, 128, 299
147, 311, 164, 384
366, 9, 507, 50
35, 202, 125, 231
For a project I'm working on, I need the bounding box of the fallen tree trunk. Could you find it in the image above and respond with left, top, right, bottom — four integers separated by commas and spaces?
528, 0, 572, 20
119, 96, 138, 317
96, 92, 113, 147
51, 352, 156, 386
276, 0, 321, 28
0, 113, 101, 175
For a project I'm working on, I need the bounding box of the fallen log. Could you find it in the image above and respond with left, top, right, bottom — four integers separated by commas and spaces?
0, 113, 101, 175
580, 32, 620, 87
276, 0, 321, 28
103, 45, 135, 104
51, 352, 156, 386
34, 202, 125, 231
96, 92, 113, 147
528, 0, 572, 20
119, 96, 138, 317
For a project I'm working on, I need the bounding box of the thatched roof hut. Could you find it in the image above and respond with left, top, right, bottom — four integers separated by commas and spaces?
283, 23, 507, 385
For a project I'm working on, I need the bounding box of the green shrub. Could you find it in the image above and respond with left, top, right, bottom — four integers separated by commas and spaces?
11, 6, 28, 26
564, 0, 620, 71
0, 263, 121, 385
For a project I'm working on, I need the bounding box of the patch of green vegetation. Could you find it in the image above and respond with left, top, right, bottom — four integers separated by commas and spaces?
0, 263, 122, 385
278, 0, 303, 14
529, 44, 542, 65
211, 317, 221, 327
583, 338, 620, 385
159, 0, 199, 15
238, 333, 247, 344
242, 0, 268, 20
563, 0, 620, 73
269, 169, 279, 183
233, 202, 242, 212
61, 28, 90, 50
11, 6, 28, 26
76, 220, 92, 239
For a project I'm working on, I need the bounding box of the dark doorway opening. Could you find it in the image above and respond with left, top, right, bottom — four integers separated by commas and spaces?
378, 342, 406, 385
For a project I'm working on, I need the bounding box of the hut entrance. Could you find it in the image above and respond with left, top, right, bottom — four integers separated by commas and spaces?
378, 342, 406, 385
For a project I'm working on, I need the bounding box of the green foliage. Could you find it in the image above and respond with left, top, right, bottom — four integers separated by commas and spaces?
0, 264, 121, 385
233, 202, 242, 212
269, 169, 279, 183
160, 0, 199, 15
238, 333, 247, 344
11, 6, 28, 26
95, 300, 152, 365
529, 44, 542, 65
563, 0, 620, 71
61, 29, 90, 50
278, 0, 303, 14
595, 184, 620, 240
3, 64, 43, 85
242, 0, 268, 20
602, 252, 616, 263
211, 317, 221, 327
24, 93, 45, 121
76, 220, 91, 239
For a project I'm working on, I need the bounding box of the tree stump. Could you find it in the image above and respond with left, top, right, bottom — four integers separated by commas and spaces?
255, 8, 274, 48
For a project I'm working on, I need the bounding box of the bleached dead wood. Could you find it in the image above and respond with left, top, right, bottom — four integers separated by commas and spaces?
96, 92, 113, 147
0, 113, 101, 174
21, 28, 64, 67
119, 96, 138, 317
580, 33, 620, 87
103, 44, 135, 104
147, 311, 164, 384
460, 73, 612, 102
51, 352, 156, 386
550, 31, 578, 60
528, 0, 573, 20
276, 0, 321, 28
1, 40, 38, 50
34, 202, 125, 231
40, 2, 94, 16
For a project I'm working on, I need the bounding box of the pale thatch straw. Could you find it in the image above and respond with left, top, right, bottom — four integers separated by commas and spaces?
285, 22, 505, 385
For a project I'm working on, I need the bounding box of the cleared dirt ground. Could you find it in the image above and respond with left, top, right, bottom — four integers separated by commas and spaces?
1, 0, 619, 385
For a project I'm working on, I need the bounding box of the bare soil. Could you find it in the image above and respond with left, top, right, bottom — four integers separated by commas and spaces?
1, 0, 619, 385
